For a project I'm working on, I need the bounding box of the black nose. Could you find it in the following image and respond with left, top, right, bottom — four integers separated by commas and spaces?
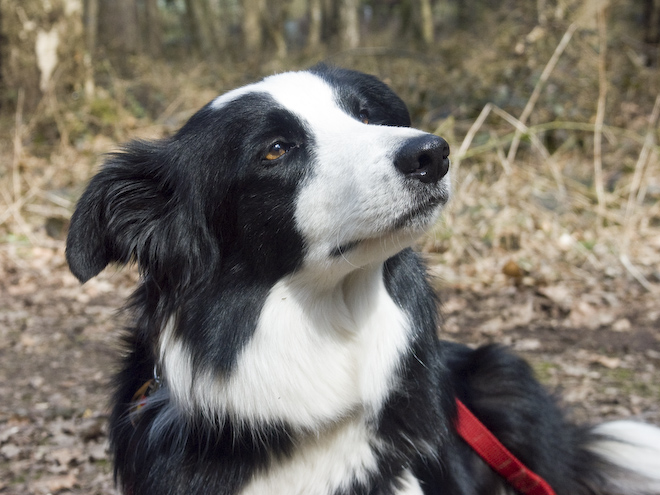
394, 135, 450, 184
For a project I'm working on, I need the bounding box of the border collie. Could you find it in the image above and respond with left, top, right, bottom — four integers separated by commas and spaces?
66, 65, 660, 495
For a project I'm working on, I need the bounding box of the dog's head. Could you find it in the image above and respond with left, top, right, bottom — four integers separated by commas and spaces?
66, 65, 450, 290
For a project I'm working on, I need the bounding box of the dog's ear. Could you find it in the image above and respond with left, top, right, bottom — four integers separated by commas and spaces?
66, 141, 172, 282
66, 140, 213, 285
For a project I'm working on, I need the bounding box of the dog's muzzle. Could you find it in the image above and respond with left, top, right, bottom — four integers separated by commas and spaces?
394, 135, 450, 184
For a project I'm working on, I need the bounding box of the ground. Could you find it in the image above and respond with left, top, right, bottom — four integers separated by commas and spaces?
0, 235, 658, 495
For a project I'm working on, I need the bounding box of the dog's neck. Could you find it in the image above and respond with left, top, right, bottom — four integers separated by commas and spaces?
158, 261, 414, 430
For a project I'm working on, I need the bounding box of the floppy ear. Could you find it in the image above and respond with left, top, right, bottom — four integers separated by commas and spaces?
66, 141, 171, 282
66, 140, 213, 285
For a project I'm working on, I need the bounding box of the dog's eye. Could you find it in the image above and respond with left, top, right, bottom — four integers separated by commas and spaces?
359, 110, 370, 124
264, 142, 292, 161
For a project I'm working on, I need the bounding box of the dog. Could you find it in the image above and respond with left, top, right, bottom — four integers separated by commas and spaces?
66, 65, 660, 495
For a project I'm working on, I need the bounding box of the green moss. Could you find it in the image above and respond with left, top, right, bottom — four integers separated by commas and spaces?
89, 97, 119, 126
531, 360, 559, 384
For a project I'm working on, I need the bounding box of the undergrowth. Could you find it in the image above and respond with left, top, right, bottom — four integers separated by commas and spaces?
1, 7, 659, 296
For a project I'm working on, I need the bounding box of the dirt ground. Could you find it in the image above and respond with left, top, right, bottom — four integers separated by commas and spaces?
0, 236, 658, 495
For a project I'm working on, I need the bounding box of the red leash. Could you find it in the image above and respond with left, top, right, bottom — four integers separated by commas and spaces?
454, 399, 557, 495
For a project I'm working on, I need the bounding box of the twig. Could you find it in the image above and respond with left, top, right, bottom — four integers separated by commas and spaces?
24, 204, 72, 218
453, 103, 492, 172
12, 88, 25, 210
620, 254, 657, 293
593, 6, 608, 223
490, 130, 511, 174
0, 167, 57, 226
47, 90, 71, 149
38, 190, 74, 209
624, 94, 660, 224
507, 22, 578, 164
0, 186, 37, 244
490, 105, 565, 195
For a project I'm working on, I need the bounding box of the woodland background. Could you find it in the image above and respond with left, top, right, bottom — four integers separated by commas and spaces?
1, 0, 660, 493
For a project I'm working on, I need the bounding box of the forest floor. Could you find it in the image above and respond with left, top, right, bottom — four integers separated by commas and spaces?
0, 229, 659, 494
1, 39, 660, 493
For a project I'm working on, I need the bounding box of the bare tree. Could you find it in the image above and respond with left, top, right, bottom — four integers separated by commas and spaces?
420, 0, 434, 45
84, 0, 99, 98
0, 0, 86, 110
185, 0, 233, 61
97, 0, 140, 73
242, 0, 265, 55
339, 0, 360, 49
144, 0, 162, 57
308, 0, 323, 51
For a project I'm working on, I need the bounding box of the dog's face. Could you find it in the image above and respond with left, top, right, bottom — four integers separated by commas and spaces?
66, 66, 450, 289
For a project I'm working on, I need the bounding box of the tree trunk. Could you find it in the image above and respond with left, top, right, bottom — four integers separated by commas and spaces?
144, 0, 162, 57
263, 0, 290, 59
0, 0, 86, 111
184, 0, 218, 58
84, 0, 99, 98
242, 0, 265, 56
419, 0, 434, 45
97, 0, 140, 72
339, 0, 359, 50
308, 0, 323, 51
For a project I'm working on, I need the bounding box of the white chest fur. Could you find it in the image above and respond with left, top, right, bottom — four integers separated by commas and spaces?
239, 417, 424, 495
159, 263, 412, 429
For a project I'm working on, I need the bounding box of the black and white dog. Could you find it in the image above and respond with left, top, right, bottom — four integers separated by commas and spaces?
66, 65, 660, 495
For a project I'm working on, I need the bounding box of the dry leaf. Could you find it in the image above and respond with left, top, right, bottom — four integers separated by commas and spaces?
538, 285, 573, 311
612, 318, 631, 332
502, 259, 524, 279
592, 355, 621, 369
31, 473, 78, 494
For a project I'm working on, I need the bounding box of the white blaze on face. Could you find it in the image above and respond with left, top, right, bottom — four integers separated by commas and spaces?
232, 71, 451, 274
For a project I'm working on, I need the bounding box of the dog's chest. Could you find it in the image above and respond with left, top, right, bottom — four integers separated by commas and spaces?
239, 418, 424, 495
159, 265, 414, 436
218, 266, 413, 428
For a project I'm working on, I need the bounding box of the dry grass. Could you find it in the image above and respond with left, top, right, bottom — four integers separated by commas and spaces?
1, 9, 659, 299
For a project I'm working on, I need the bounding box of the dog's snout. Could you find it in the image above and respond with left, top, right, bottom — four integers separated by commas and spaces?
394, 135, 449, 184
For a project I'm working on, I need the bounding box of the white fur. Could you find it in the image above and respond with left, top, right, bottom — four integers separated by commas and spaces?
158, 316, 193, 413
397, 469, 425, 495
294, 116, 448, 276
160, 263, 411, 429
240, 417, 424, 495
239, 418, 378, 495
213, 71, 450, 280
589, 420, 660, 493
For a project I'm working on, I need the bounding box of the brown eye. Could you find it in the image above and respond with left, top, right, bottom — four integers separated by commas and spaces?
359, 110, 369, 124
265, 142, 288, 161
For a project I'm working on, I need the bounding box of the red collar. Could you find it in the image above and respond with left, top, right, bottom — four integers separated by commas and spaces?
454, 399, 557, 495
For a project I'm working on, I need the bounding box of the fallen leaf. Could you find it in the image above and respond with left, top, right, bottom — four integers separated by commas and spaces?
612, 318, 631, 332
569, 300, 599, 329
538, 285, 573, 311
442, 296, 468, 314
50, 446, 83, 466
479, 317, 505, 335
0, 444, 21, 460
592, 355, 621, 369
87, 441, 108, 462
502, 259, 524, 279
514, 338, 541, 351
31, 473, 78, 494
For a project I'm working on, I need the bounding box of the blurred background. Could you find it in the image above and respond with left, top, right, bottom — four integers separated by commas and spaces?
1, 0, 660, 493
